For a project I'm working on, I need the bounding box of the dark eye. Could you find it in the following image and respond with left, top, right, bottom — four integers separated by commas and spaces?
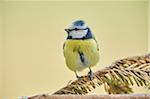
73, 28, 88, 31
73, 28, 80, 30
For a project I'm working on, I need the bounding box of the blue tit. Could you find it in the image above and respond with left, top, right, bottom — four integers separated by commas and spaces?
63, 20, 99, 80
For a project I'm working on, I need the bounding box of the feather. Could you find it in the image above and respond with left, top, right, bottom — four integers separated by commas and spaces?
78, 51, 85, 64
63, 39, 100, 71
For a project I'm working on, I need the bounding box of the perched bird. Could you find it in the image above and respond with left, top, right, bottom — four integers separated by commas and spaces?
63, 20, 100, 80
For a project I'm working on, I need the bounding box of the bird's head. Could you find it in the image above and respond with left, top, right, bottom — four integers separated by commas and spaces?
65, 20, 92, 39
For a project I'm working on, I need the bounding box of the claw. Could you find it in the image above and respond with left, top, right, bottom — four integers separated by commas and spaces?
75, 71, 83, 80
88, 67, 94, 80
76, 76, 83, 80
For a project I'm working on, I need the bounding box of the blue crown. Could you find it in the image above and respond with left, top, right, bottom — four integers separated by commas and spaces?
73, 20, 85, 27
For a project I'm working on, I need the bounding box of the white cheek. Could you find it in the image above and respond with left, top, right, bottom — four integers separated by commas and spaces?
69, 30, 88, 38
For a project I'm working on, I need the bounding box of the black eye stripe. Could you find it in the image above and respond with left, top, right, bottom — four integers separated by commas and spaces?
69, 28, 88, 31
73, 28, 79, 30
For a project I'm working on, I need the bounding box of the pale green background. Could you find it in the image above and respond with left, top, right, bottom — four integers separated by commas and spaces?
0, 0, 149, 98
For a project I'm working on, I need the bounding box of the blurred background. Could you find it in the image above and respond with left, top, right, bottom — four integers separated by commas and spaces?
0, 0, 149, 98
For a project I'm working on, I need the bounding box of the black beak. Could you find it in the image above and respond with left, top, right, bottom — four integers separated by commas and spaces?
64, 29, 70, 33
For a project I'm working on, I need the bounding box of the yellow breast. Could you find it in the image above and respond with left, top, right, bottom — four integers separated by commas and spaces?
63, 39, 99, 72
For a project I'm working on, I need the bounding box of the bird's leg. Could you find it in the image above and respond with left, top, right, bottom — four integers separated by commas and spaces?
75, 71, 83, 80
88, 67, 93, 80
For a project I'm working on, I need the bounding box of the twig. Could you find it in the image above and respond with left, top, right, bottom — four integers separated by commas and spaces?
28, 94, 150, 99
28, 53, 150, 99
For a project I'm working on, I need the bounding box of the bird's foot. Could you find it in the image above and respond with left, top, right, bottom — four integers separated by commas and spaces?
88, 70, 94, 80
76, 75, 83, 80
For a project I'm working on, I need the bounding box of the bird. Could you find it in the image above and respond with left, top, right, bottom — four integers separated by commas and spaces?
63, 20, 100, 80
